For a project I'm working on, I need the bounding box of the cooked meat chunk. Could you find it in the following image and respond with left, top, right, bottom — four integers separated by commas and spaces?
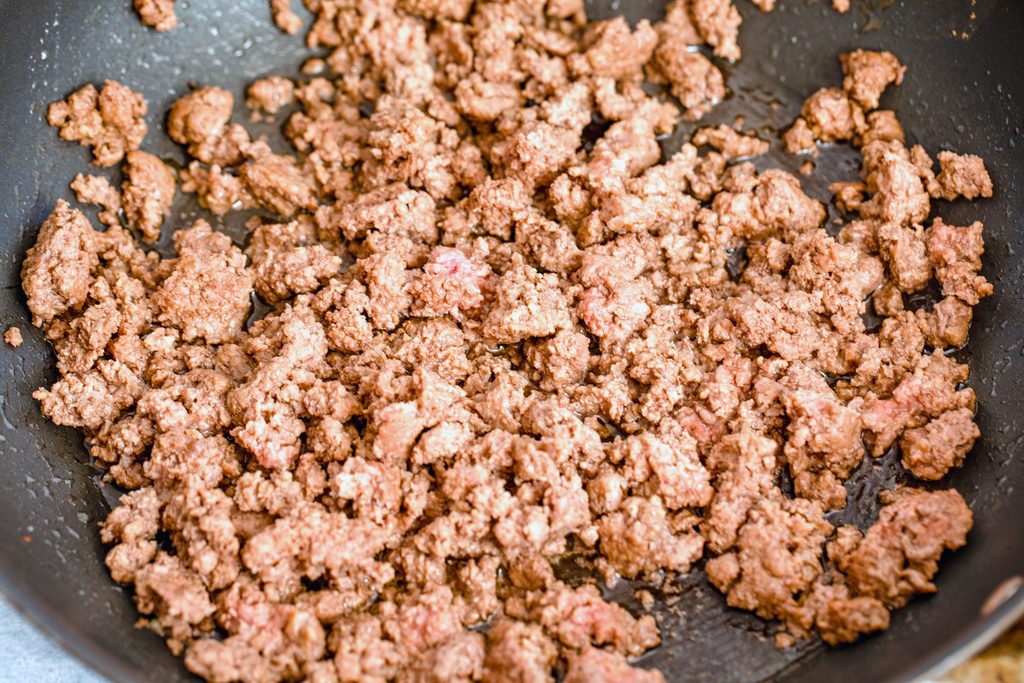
135, 0, 177, 31
167, 87, 241, 165
654, 43, 726, 121
4, 327, 23, 348
706, 497, 832, 638
47, 81, 148, 167
270, 0, 303, 34
246, 76, 295, 115
22, 201, 99, 326
900, 408, 979, 481
800, 88, 865, 144
71, 173, 122, 227
926, 218, 992, 305
933, 151, 994, 201
122, 150, 176, 242
689, 0, 742, 61
829, 489, 972, 608
565, 647, 665, 683
840, 50, 905, 110
153, 221, 253, 343
692, 125, 770, 159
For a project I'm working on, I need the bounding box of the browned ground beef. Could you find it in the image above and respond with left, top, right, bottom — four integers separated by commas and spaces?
25, 1, 994, 681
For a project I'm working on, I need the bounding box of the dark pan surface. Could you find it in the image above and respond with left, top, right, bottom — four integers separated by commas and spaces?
0, 1, 1021, 682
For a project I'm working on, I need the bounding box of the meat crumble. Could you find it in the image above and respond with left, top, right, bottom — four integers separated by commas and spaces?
26, 1, 994, 681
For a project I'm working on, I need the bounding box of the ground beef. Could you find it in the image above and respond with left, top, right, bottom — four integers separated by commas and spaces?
22, 200, 99, 326
167, 87, 242, 165
653, 41, 726, 121
238, 148, 318, 217
135, 0, 177, 32
689, 0, 742, 61
71, 173, 122, 227
706, 496, 832, 640
47, 81, 148, 167
4, 326, 23, 348
25, 1, 995, 680
693, 124, 770, 159
270, 0, 303, 34
565, 647, 665, 683
926, 218, 992, 305
246, 76, 296, 116
800, 88, 866, 144
153, 221, 253, 344
839, 50, 905, 111
829, 489, 972, 609
933, 151, 994, 201
122, 150, 176, 242
900, 407, 980, 481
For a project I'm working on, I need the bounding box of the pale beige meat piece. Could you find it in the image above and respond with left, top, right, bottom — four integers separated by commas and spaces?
246, 76, 295, 115
900, 408, 979, 481
926, 218, 992, 305
564, 647, 666, 683
800, 87, 865, 144
933, 151, 994, 201
135, 0, 177, 31
47, 81, 148, 167
167, 87, 247, 166
571, 17, 658, 80
689, 0, 742, 61
239, 148, 318, 217
153, 221, 253, 344
21, 201, 99, 326
122, 150, 176, 242
654, 41, 726, 121
482, 256, 572, 344
269, 0, 303, 34
597, 496, 704, 578
4, 327, 23, 348
71, 174, 122, 227
693, 125, 770, 159
840, 50, 905, 110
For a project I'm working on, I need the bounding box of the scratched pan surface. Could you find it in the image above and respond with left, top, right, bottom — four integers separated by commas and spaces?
0, 1, 1022, 681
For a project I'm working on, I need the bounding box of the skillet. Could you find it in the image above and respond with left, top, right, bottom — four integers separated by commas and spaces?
0, 1, 1021, 681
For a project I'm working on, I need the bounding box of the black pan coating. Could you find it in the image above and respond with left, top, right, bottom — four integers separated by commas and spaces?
0, 1, 1021, 681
